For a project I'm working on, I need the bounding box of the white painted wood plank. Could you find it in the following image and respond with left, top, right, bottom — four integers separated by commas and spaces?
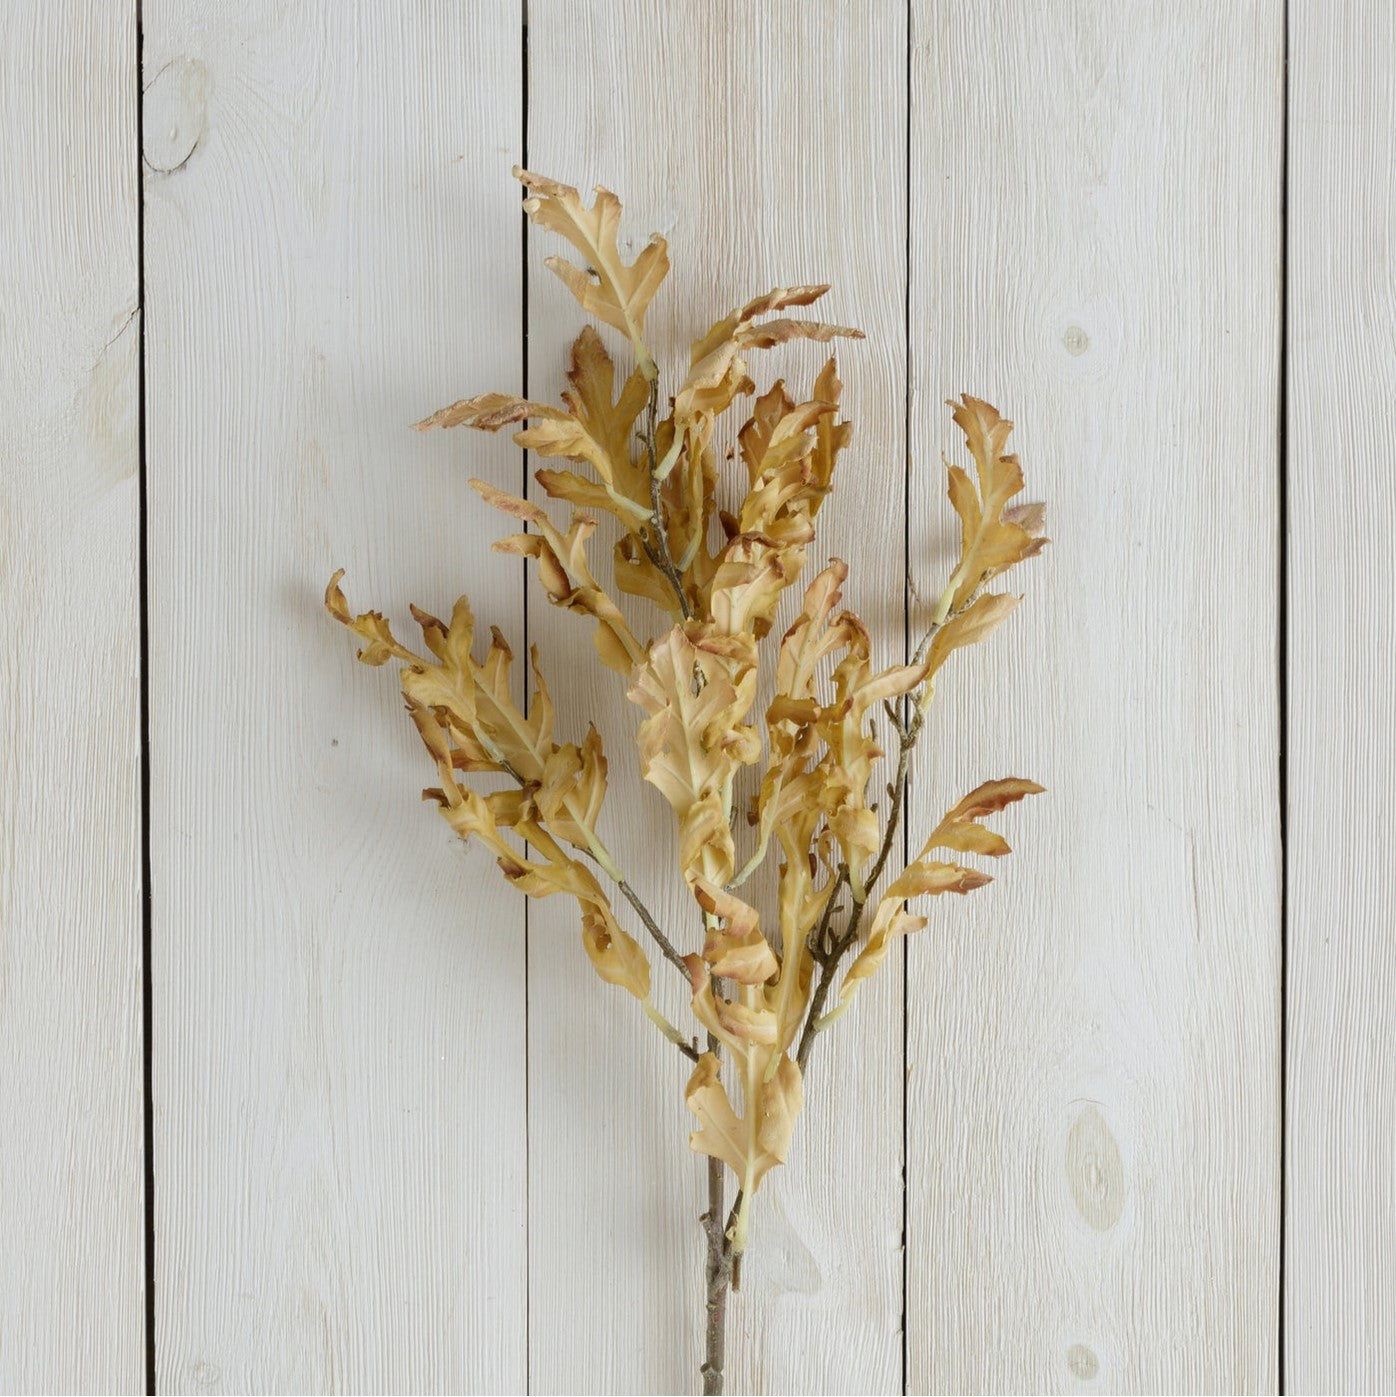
1287, 5, 1396, 1390
525, 3, 906, 1391
144, 4, 527, 1390
0, 3, 145, 1391
906, 4, 1283, 1391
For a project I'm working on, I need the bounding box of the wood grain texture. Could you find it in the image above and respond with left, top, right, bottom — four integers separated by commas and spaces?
1286, 5, 1396, 1390
906, 4, 1283, 1391
144, 3, 527, 1390
0, 3, 145, 1392
524, 3, 906, 1391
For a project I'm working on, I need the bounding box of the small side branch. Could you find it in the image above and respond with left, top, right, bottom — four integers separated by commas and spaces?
641, 382, 693, 620
616, 876, 690, 981
796, 699, 925, 1070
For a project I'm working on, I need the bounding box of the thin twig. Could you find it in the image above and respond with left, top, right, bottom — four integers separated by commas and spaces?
794, 593, 980, 1067
641, 382, 693, 620
575, 846, 690, 988
809, 862, 850, 963
616, 877, 689, 981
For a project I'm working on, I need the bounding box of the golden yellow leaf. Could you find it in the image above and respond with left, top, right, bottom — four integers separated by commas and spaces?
755, 1055, 803, 1176
694, 880, 779, 985
581, 909, 651, 1000
915, 777, 1046, 860
936, 395, 1046, 621
516, 168, 668, 379
828, 778, 1044, 1022
656, 293, 859, 627
834, 903, 927, 1014
707, 535, 801, 641
325, 570, 414, 667
807, 359, 852, 510
815, 620, 928, 896
411, 391, 563, 433
628, 625, 760, 886
687, 285, 857, 366
685, 1052, 748, 1179
520, 327, 654, 529
557, 325, 651, 494
684, 1049, 803, 1201
471, 480, 645, 674
614, 531, 684, 612
699, 366, 853, 642
534, 724, 609, 849
737, 381, 794, 487
927, 591, 1020, 677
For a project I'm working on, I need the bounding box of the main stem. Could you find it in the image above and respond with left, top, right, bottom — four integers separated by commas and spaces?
701, 1150, 730, 1395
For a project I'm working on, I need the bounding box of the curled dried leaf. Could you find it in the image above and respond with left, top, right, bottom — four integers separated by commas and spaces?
470, 479, 645, 674
927, 591, 1020, 677
326, 570, 413, 667
581, 909, 651, 1000
628, 624, 760, 886
694, 880, 779, 985
684, 1048, 803, 1218
412, 392, 563, 433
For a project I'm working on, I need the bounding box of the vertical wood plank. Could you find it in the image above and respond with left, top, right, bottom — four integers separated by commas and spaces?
1287, 5, 1396, 1389
525, 2, 906, 1391
0, 3, 144, 1392
144, 4, 527, 1390
906, 4, 1283, 1391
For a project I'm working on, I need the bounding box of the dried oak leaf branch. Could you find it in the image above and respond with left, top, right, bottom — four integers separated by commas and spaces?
327, 167, 1048, 1397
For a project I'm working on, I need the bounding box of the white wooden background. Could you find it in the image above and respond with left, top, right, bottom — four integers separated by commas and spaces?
2, 1, 1390, 1393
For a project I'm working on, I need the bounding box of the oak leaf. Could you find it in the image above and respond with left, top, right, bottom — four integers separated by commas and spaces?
470, 480, 645, 674
581, 910, 651, 1000
937, 395, 1049, 622
693, 880, 779, 985
516, 167, 668, 379
684, 1046, 803, 1254
628, 625, 760, 886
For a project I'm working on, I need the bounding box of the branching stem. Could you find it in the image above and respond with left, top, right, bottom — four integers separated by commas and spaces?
796, 697, 926, 1070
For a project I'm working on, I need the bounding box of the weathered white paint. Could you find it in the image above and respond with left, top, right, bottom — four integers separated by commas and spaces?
906, 3, 1284, 1391
1287, 4, 1396, 1391
19, 2, 1391, 1391
143, 3, 528, 1390
0, 2, 145, 1392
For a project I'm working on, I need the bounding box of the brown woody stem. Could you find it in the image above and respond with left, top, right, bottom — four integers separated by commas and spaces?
615, 876, 690, 982
701, 1151, 730, 1395
698, 1030, 745, 1396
